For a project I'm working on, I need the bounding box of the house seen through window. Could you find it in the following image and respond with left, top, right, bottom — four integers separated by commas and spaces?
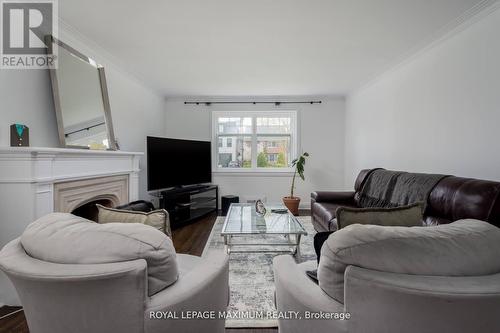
212, 111, 297, 171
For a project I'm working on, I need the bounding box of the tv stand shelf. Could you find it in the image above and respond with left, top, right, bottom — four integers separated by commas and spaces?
159, 185, 218, 227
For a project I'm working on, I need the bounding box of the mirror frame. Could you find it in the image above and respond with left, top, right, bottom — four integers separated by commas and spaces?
46, 35, 117, 150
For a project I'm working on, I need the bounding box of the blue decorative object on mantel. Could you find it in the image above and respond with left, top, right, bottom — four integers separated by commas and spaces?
10, 123, 30, 147
15, 124, 25, 137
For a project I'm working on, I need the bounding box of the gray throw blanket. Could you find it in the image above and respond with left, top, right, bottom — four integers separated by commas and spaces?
358, 169, 449, 209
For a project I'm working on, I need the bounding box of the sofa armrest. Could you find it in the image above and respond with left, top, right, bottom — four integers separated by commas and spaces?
273, 255, 344, 312
311, 191, 356, 204
273, 255, 344, 313
273, 255, 347, 333
145, 251, 229, 333
146, 251, 229, 309
0, 239, 148, 281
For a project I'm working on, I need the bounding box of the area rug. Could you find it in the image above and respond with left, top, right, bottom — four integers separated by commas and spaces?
202, 216, 317, 328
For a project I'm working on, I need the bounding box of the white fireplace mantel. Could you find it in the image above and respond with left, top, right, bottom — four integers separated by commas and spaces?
0, 146, 143, 306
0, 146, 143, 218
0, 146, 142, 183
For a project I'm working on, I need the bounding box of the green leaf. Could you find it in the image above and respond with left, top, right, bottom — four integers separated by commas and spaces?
290, 152, 309, 190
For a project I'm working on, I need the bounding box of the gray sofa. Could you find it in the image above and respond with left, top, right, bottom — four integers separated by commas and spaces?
273, 219, 500, 333
0, 213, 229, 333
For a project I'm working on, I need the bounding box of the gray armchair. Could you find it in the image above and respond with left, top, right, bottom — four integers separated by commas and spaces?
274, 219, 500, 333
0, 214, 229, 333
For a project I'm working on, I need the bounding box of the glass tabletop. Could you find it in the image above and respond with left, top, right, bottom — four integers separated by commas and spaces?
221, 203, 307, 235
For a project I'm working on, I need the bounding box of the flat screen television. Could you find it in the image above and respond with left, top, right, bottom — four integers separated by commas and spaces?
147, 136, 212, 191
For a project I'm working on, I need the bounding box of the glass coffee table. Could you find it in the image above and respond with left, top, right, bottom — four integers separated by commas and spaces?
221, 203, 307, 257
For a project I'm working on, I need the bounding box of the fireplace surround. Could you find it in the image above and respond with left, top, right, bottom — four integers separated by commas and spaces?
0, 146, 142, 305
55, 174, 130, 221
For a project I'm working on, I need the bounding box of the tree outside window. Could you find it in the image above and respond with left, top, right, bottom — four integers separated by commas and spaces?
213, 111, 297, 171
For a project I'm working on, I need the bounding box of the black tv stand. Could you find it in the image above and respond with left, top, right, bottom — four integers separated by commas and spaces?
159, 185, 218, 228
172, 184, 210, 191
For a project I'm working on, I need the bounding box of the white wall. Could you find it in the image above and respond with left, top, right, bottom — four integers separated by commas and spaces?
0, 71, 60, 147
345, 6, 500, 187
164, 96, 345, 207
0, 24, 166, 200
0, 24, 166, 306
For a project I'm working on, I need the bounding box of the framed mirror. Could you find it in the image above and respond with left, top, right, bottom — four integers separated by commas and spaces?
47, 36, 117, 150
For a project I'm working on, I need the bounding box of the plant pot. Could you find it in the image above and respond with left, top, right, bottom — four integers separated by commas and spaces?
283, 196, 301, 216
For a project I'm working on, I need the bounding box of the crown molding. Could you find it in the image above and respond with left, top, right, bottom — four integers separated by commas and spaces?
351, 0, 500, 97
57, 18, 164, 97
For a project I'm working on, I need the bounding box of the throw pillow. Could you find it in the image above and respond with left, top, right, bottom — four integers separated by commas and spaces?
335, 202, 424, 229
97, 204, 172, 237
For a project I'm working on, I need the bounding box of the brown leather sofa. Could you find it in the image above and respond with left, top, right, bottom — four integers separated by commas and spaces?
311, 168, 500, 232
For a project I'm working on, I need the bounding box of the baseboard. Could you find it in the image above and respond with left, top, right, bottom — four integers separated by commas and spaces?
298, 208, 311, 216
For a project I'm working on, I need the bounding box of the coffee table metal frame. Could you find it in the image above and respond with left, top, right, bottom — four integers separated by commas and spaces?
221, 203, 307, 257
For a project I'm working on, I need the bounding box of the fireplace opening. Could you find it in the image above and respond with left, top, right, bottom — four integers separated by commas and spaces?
71, 199, 114, 222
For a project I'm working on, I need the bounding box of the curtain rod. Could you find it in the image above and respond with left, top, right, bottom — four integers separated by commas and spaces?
64, 122, 106, 137
184, 101, 322, 106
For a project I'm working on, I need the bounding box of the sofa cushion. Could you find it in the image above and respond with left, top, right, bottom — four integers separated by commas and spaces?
312, 202, 357, 232
336, 202, 424, 229
97, 204, 172, 237
317, 219, 500, 303
20, 213, 178, 296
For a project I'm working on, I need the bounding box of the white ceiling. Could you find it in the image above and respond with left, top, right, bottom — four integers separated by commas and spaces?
59, 0, 486, 96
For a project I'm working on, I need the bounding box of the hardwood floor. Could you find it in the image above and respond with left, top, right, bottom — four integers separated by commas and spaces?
0, 308, 28, 333
0, 210, 311, 333
172, 211, 219, 255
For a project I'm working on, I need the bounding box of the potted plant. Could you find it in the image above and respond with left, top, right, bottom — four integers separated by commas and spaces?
283, 152, 309, 215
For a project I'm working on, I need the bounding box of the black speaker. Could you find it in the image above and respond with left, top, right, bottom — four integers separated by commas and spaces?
221, 195, 239, 215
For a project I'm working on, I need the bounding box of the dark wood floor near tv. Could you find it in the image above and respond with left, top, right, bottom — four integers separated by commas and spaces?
0, 210, 318, 333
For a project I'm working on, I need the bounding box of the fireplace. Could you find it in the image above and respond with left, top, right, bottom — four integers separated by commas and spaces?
52, 174, 130, 221
0, 147, 142, 305
72, 199, 113, 221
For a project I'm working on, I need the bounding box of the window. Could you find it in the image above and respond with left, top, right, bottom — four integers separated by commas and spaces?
212, 111, 297, 172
